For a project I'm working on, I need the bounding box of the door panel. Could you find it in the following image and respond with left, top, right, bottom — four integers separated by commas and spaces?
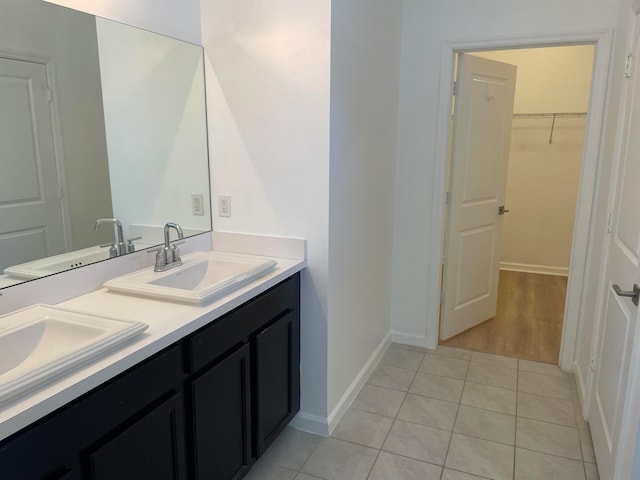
588, 9, 640, 479
441, 54, 517, 340
0, 57, 66, 271
190, 343, 252, 480
87, 393, 187, 480
456, 225, 495, 306
255, 310, 300, 455
596, 292, 630, 444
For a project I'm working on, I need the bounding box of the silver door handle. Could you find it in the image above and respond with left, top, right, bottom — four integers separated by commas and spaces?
613, 284, 640, 306
498, 206, 510, 215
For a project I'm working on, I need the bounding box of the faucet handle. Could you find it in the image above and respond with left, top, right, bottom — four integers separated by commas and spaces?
126, 236, 143, 253
99, 243, 118, 258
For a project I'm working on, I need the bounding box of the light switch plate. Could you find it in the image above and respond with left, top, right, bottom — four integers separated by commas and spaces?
218, 194, 231, 217
191, 193, 204, 215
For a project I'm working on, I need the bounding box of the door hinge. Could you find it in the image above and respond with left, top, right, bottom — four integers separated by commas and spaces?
452, 81, 457, 96
590, 351, 597, 370
46, 88, 53, 103
440, 291, 446, 304
445, 191, 451, 205
607, 211, 614, 233
57, 186, 64, 199
625, 53, 633, 79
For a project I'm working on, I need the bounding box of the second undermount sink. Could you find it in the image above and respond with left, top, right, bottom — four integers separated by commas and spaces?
103, 251, 278, 305
0, 305, 148, 405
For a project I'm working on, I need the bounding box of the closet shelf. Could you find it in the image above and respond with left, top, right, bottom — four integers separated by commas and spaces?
512, 112, 587, 143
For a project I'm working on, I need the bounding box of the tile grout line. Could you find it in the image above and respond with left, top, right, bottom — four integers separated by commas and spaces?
296, 431, 326, 479
516, 445, 588, 463
364, 357, 418, 480
439, 356, 470, 479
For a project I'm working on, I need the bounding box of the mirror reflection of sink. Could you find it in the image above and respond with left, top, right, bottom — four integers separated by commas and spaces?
4, 246, 112, 280
4, 243, 154, 280
0, 305, 148, 405
104, 251, 278, 305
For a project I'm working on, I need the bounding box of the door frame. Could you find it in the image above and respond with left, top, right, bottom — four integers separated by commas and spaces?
428, 30, 613, 371
0, 47, 72, 252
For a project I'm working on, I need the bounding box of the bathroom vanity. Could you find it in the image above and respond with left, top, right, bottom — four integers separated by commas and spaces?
0, 2, 304, 478
0, 272, 300, 480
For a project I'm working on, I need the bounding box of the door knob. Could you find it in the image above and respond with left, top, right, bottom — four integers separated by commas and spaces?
498, 205, 510, 215
613, 284, 640, 307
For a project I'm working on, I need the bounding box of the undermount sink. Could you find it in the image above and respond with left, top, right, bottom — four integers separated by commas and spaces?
3, 246, 111, 280
0, 305, 148, 405
103, 251, 278, 305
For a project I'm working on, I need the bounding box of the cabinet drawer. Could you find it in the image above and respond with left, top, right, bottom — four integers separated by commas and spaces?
187, 274, 299, 373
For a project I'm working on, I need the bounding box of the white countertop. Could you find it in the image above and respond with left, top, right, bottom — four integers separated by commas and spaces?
0, 234, 305, 441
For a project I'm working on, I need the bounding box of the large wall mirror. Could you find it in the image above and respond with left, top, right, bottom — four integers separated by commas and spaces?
0, 0, 211, 289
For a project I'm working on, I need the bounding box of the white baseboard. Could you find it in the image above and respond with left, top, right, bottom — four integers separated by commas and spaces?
390, 330, 437, 350
288, 412, 330, 437
500, 262, 569, 276
325, 334, 391, 435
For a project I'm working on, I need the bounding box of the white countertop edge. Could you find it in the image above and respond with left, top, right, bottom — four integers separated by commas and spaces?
0, 256, 305, 441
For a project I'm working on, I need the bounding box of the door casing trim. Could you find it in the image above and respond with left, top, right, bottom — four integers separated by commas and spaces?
429, 30, 613, 374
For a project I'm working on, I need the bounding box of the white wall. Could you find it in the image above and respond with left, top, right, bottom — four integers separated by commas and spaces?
200, 0, 331, 424
472, 47, 593, 275
97, 18, 210, 241
328, 0, 403, 416
500, 116, 585, 274
43, 0, 201, 45
474, 47, 595, 114
391, 0, 622, 347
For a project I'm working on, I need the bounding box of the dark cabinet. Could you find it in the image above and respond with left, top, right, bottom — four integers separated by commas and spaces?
190, 343, 252, 480
86, 392, 187, 480
254, 310, 300, 456
188, 273, 300, 479
48, 472, 74, 480
0, 273, 300, 480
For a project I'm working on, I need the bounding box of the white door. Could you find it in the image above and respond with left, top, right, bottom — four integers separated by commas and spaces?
0, 57, 67, 272
440, 54, 517, 340
588, 7, 640, 479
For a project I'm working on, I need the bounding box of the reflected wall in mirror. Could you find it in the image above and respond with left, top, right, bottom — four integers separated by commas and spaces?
0, 0, 211, 288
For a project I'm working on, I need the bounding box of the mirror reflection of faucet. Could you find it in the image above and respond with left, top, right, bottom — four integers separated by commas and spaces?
95, 218, 126, 258
147, 222, 185, 272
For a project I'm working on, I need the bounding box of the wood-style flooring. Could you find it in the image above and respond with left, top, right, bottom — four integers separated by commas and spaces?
440, 270, 567, 364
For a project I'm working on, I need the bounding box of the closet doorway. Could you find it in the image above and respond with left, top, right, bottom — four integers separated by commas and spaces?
439, 45, 595, 364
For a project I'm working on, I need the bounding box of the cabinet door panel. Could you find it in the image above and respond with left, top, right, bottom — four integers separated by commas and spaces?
190, 343, 251, 480
86, 393, 187, 480
255, 310, 300, 455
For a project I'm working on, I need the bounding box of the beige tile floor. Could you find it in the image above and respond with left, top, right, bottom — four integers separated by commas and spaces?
247, 344, 599, 480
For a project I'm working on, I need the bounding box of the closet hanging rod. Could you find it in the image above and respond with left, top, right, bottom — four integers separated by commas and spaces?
512, 112, 587, 119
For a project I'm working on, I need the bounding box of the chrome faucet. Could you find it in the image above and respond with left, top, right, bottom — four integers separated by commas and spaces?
148, 222, 184, 272
95, 218, 126, 258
